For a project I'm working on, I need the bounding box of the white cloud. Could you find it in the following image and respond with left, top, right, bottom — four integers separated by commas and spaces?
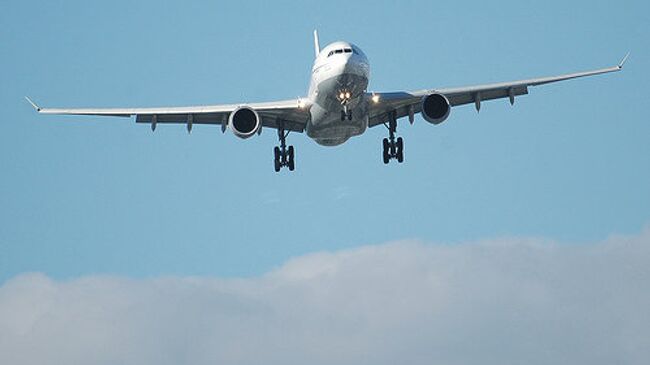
1, 230, 649, 365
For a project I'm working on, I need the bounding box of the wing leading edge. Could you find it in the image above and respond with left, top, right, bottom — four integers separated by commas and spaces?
26, 98, 310, 133
368, 54, 628, 127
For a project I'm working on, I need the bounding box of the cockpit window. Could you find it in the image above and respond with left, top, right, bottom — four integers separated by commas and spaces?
327, 48, 356, 57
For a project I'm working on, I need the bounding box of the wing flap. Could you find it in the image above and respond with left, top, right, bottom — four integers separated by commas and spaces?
445, 85, 529, 107
135, 113, 225, 125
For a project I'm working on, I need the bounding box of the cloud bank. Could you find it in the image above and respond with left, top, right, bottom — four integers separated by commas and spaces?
1, 231, 649, 365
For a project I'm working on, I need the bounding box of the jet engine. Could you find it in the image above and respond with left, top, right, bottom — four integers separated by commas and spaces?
421, 93, 451, 125
229, 106, 261, 139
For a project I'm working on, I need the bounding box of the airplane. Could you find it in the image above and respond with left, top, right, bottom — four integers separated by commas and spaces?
26, 31, 628, 172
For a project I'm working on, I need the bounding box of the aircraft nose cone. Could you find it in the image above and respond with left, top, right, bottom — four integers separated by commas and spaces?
343, 57, 364, 76
343, 56, 356, 71
330, 56, 350, 74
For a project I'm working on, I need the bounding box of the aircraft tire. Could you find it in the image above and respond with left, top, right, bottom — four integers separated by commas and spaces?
288, 146, 295, 171
274, 147, 281, 172
382, 138, 390, 164
396, 137, 404, 163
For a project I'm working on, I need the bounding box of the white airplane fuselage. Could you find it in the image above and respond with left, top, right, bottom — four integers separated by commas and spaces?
306, 41, 370, 146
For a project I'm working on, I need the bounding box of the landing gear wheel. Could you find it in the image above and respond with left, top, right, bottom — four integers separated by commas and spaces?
274, 157, 281, 172
340, 110, 346, 121
288, 146, 295, 171
382, 138, 390, 164
274, 146, 281, 172
273, 121, 295, 172
347, 110, 353, 121
381, 111, 405, 165
396, 137, 404, 163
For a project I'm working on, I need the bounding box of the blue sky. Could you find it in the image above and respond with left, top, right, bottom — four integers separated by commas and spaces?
1, 0, 649, 282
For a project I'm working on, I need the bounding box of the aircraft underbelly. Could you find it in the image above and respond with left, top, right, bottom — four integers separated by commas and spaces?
307, 73, 369, 146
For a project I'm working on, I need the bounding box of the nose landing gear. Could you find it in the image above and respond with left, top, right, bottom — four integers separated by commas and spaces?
338, 90, 353, 121
382, 111, 404, 164
273, 121, 295, 172
340, 107, 353, 121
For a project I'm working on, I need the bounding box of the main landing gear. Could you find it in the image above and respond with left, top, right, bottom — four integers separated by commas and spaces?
382, 111, 404, 164
274, 121, 295, 172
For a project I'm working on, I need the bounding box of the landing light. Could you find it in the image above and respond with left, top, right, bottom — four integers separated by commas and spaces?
339, 92, 346, 100
372, 94, 380, 103
345, 92, 351, 99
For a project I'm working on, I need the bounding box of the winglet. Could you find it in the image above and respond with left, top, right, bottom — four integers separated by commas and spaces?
618, 52, 630, 69
313, 30, 320, 58
25, 96, 41, 112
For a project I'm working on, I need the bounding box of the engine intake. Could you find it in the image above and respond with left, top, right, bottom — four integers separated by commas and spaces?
229, 106, 261, 139
421, 93, 451, 125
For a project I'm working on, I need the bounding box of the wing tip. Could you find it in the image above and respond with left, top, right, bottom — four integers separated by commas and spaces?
618, 52, 630, 69
25, 96, 41, 112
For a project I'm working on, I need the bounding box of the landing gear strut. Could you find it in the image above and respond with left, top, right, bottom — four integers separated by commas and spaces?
340, 106, 353, 121
274, 121, 295, 172
382, 111, 404, 164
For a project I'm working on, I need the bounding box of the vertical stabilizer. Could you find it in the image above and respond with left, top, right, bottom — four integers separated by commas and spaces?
313, 30, 320, 58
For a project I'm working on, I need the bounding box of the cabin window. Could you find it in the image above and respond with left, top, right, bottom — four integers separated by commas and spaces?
344, 48, 352, 53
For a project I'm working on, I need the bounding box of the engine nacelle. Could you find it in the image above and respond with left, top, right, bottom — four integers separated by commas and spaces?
229, 106, 261, 139
421, 93, 451, 125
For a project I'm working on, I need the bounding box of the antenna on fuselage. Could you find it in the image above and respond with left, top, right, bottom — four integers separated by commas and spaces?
313, 30, 320, 58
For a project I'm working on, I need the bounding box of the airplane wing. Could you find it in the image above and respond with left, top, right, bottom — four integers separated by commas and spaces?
25, 98, 310, 133
367, 54, 628, 127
